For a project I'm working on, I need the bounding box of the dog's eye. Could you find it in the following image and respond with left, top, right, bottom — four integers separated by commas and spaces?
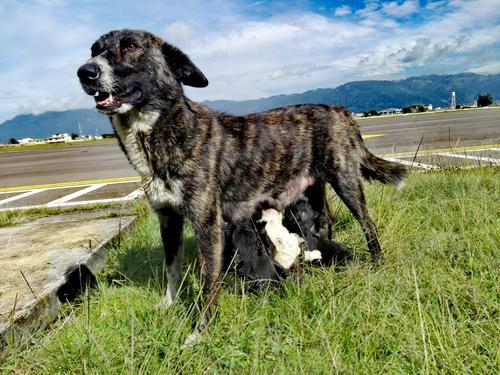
121, 43, 136, 54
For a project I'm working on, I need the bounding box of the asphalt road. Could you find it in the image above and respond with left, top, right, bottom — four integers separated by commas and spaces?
0, 108, 498, 189
360, 108, 499, 153
0, 142, 135, 189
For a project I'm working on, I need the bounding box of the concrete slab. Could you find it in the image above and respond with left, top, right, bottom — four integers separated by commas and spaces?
0, 210, 136, 358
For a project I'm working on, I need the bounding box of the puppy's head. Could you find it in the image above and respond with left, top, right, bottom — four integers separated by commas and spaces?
77, 29, 208, 115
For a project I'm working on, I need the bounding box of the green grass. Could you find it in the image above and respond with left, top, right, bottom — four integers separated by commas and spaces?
0, 202, 139, 228
2, 167, 499, 373
0, 138, 116, 152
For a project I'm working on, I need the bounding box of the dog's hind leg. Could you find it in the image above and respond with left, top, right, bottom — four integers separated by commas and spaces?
156, 207, 185, 308
327, 169, 381, 261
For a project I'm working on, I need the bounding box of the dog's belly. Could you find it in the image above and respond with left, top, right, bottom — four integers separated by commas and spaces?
224, 174, 315, 221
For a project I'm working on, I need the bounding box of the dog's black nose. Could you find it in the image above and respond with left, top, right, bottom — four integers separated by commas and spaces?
77, 63, 100, 83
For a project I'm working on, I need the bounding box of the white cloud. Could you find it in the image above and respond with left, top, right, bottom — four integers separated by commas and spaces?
0, 0, 499, 122
334, 5, 352, 17
469, 62, 500, 74
355, 1, 400, 28
164, 21, 195, 48
425, 1, 447, 10
382, 1, 420, 17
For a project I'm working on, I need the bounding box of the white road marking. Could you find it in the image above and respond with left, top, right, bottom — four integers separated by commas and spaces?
0, 189, 144, 212
0, 179, 140, 194
46, 184, 106, 207
0, 189, 47, 206
384, 157, 439, 170
460, 147, 500, 152
435, 152, 500, 165
125, 188, 143, 199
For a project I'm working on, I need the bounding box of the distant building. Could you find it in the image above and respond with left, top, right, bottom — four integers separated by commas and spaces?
46, 133, 72, 143
378, 108, 402, 115
424, 104, 433, 111
18, 138, 35, 145
451, 91, 456, 108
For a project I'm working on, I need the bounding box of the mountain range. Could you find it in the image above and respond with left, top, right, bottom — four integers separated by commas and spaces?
0, 109, 112, 143
205, 73, 500, 114
1, 73, 498, 142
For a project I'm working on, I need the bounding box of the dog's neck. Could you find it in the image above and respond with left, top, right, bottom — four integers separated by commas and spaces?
109, 94, 203, 177
110, 109, 159, 177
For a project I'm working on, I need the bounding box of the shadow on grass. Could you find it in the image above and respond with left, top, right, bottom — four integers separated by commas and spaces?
110, 227, 199, 289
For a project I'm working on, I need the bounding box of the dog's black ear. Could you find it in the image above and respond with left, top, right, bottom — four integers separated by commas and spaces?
162, 42, 208, 88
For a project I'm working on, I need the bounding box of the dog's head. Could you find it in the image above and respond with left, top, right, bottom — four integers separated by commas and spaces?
77, 29, 208, 115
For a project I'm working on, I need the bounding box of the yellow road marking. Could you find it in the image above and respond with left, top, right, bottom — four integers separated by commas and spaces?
383, 143, 500, 158
362, 134, 385, 139
0, 176, 141, 193
1, 143, 498, 193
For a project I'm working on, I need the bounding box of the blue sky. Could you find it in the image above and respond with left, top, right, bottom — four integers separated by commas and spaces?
0, 0, 499, 122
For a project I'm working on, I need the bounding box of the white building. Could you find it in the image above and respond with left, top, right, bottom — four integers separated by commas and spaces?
378, 108, 402, 115
18, 138, 35, 145
46, 133, 72, 143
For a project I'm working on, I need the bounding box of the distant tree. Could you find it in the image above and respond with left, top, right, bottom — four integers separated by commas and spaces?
403, 104, 426, 113
71, 133, 79, 140
8, 138, 19, 144
363, 109, 379, 117
477, 93, 493, 107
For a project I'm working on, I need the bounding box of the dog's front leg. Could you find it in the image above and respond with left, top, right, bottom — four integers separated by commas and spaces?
185, 198, 224, 346
156, 206, 184, 308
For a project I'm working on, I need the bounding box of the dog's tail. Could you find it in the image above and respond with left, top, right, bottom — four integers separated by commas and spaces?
361, 148, 407, 187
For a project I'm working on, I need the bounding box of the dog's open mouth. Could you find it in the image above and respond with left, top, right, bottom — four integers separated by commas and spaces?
92, 89, 141, 111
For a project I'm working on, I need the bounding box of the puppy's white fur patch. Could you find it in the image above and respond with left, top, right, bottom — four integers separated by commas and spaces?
304, 250, 322, 262
260, 209, 302, 270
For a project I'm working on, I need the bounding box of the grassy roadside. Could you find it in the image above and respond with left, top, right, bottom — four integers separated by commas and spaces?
0, 138, 116, 152
2, 167, 499, 373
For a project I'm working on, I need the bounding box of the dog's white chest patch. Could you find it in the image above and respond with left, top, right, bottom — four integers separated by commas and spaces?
112, 112, 183, 209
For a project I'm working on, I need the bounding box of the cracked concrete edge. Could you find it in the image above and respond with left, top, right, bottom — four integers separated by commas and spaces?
0, 214, 138, 361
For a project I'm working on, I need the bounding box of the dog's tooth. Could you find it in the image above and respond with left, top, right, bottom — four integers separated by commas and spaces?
94, 91, 100, 97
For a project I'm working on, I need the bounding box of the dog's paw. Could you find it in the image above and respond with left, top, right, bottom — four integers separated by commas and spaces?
156, 294, 175, 309
182, 330, 202, 349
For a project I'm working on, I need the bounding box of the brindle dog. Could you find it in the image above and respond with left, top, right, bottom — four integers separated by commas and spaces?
77, 29, 406, 344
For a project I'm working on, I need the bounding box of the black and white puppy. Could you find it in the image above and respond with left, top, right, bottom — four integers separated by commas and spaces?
224, 182, 352, 288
